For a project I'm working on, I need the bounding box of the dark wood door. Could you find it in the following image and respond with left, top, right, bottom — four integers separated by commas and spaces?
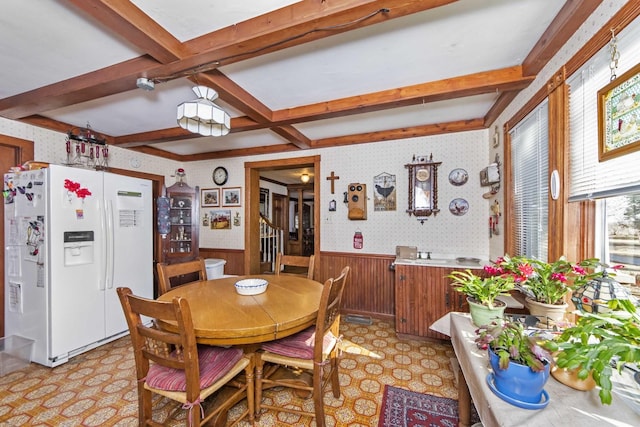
0, 136, 34, 337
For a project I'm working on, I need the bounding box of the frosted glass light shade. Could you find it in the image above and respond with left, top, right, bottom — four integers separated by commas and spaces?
177, 86, 230, 136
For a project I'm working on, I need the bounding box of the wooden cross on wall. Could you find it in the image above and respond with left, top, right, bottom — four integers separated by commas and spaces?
326, 171, 340, 194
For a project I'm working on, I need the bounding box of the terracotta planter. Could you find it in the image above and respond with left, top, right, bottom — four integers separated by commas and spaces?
467, 297, 506, 327
525, 297, 568, 323
551, 365, 596, 391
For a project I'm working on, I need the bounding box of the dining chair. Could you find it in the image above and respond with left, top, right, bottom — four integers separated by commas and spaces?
156, 257, 207, 295
255, 265, 350, 427
274, 253, 315, 280
116, 287, 255, 427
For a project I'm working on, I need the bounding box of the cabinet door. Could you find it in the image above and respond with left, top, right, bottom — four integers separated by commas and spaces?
423, 267, 452, 339
395, 265, 416, 336
164, 183, 200, 263
395, 265, 462, 339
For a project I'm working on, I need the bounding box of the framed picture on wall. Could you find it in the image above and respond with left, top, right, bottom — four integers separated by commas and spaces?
222, 187, 241, 207
201, 188, 220, 207
209, 210, 231, 229
598, 61, 640, 161
373, 172, 396, 211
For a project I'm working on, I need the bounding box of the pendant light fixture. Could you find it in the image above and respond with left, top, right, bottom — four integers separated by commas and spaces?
300, 173, 310, 183
177, 86, 231, 136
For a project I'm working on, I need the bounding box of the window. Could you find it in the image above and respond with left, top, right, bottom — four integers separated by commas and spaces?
600, 196, 640, 284
509, 100, 549, 261
567, 17, 640, 282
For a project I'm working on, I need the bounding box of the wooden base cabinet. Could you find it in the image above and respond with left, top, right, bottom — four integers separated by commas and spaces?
394, 264, 467, 340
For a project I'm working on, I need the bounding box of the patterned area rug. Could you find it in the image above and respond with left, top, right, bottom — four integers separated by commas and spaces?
378, 385, 479, 427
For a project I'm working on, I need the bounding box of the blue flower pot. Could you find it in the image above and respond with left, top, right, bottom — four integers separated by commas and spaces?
488, 348, 550, 403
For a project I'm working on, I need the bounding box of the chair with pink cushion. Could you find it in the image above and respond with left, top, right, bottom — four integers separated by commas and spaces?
117, 287, 254, 427
255, 266, 350, 427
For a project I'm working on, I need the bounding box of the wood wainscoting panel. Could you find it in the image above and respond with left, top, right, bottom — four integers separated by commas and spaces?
199, 248, 245, 275
317, 252, 396, 320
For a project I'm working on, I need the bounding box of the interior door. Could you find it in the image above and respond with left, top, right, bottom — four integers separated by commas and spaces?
273, 193, 288, 254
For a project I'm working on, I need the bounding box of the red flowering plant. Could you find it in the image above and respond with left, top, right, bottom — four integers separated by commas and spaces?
64, 179, 92, 199
476, 319, 554, 372
491, 254, 600, 306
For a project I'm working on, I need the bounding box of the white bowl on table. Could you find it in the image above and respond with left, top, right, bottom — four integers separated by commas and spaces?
235, 278, 268, 295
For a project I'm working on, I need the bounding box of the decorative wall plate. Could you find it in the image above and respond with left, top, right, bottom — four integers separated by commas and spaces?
449, 168, 468, 186
449, 198, 469, 216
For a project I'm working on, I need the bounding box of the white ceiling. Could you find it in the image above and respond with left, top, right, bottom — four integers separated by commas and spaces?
0, 0, 578, 168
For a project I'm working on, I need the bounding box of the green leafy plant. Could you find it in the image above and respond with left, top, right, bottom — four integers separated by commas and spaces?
475, 319, 554, 372
491, 255, 599, 305
545, 299, 640, 405
448, 268, 514, 309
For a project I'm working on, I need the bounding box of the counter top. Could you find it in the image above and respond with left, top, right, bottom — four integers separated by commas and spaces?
450, 312, 640, 427
394, 257, 487, 269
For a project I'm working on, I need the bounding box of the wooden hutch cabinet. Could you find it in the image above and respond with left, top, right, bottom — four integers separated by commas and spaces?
162, 182, 199, 264
394, 264, 468, 340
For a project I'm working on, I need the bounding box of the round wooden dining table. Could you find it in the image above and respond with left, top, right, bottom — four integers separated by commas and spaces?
157, 274, 324, 346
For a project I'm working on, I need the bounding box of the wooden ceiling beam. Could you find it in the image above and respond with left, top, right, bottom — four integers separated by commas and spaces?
272, 66, 534, 124
111, 116, 262, 147
313, 118, 486, 149
148, 118, 485, 162
523, 0, 604, 76
110, 67, 531, 146
161, 0, 458, 78
271, 125, 312, 149
68, 0, 191, 63
175, 143, 303, 161
194, 71, 273, 124
0, 56, 160, 120
0, 0, 453, 120
484, 92, 519, 127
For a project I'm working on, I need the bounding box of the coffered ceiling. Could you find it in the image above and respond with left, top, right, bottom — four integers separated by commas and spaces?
0, 0, 601, 162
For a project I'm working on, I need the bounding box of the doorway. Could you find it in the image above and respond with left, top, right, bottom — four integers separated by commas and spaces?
244, 155, 320, 274
0, 135, 34, 337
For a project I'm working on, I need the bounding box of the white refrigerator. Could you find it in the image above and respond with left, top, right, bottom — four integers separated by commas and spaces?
4, 164, 153, 367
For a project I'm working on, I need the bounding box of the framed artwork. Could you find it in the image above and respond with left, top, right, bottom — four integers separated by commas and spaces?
259, 188, 269, 216
222, 187, 242, 207
598, 61, 640, 161
201, 188, 219, 207
209, 210, 231, 229
373, 172, 396, 211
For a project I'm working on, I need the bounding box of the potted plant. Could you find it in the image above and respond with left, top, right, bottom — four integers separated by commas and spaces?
476, 319, 554, 407
491, 255, 599, 322
547, 298, 640, 405
448, 268, 515, 326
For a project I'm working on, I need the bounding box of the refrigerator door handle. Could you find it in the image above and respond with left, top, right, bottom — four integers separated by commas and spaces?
99, 197, 107, 290
105, 200, 115, 289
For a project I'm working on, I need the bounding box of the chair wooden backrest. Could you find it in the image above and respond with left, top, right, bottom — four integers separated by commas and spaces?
255, 265, 350, 426
314, 265, 350, 359
156, 257, 206, 295
117, 287, 201, 410
275, 253, 315, 280
117, 287, 254, 426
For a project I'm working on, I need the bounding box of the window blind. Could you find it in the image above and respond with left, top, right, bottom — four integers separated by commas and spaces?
509, 100, 549, 261
568, 18, 640, 201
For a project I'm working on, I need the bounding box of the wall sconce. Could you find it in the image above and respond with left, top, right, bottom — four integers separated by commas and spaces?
300, 173, 310, 183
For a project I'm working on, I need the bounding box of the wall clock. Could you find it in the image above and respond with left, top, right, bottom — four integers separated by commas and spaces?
405, 154, 441, 223
212, 166, 228, 186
